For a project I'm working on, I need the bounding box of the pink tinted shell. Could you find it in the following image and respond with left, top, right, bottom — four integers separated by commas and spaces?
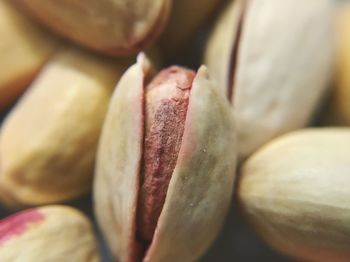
0, 209, 44, 245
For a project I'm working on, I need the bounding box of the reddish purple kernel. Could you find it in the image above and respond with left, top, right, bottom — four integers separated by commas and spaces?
0, 209, 45, 245
137, 66, 195, 244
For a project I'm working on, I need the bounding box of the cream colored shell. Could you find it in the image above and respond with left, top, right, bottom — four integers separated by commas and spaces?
0, 205, 99, 262
94, 54, 237, 261
239, 128, 350, 262
205, 0, 334, 159
0, 0, 57, 111
0, 47, 129, 207
15, 0, 171, 55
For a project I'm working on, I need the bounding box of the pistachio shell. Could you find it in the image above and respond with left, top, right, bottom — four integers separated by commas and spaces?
94, 54, 148, 262
94, 54, 236, 262
238, 128, 350, 262
0, 0, 57, 111
205, 0, 335, 159
14, 0, 171, 56
322, 4, 350, 125
158, 0, 221, 55
145, 66, 236, 261
0, 47, 129, 207
204, 0, 243, 96
0, 205, 99, 261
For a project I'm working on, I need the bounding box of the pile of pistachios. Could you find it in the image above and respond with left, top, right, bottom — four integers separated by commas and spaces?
0, 0, 349, 261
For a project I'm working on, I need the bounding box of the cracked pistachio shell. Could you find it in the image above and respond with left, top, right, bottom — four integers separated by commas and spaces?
238, 128, 350, 262
158, 0, 222, 56
0, 205, 99, 262
0, 0, 58, 112
14, 0, 171, 56
205, 0, 335, 159
0, 47, 130, 207
94, 54, 237, 262
323, 4, 350, 125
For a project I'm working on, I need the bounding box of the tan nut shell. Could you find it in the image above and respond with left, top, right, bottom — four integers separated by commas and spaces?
0, 205, 99, 262
323, 4, 350, 125
205, 0, 334, 159
14, 0, 171, 56
238, 128, 350, 262
94, 54, 237, 262
0, 47, 129, 207
158, 0, 221, 55
0, 0, 57, 111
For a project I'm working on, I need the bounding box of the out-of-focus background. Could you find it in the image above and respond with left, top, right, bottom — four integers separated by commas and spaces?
0, 0, 346, 261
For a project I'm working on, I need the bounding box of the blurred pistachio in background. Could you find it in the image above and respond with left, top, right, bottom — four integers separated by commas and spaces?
238, 128, 350, 262
13, 0, 171, 56
0, 206, 100, 261
322, 3, 350, 125
0, 47, 130, 207
205, 0, 335, 160
157, 0, 222, 57
0, 0, 58, 112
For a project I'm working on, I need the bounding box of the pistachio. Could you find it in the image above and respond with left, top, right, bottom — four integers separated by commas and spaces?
0, 205, 99, 261
204, 0, 335, 159
238, 128, 350, 262
14, 0, 171, 56
158, 0, 222, 56
94, 54, 236, 262
0, 0, 57, 112
322, 4, 350, 125
0, 47, 129, 207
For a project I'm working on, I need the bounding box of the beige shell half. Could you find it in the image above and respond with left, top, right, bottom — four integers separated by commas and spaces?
0, 205, 99, 262
14, 0, 171, 56
0, 0, 57, 111
238, 128, 350, 262
94, 54, 237, 262
205, 0, 335, 159
0, 47, 129, 207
